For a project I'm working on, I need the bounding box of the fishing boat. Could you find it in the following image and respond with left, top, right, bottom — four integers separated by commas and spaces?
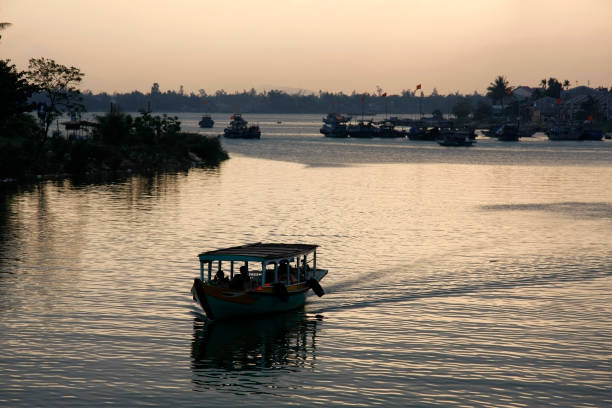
191, 243, 327, 320
347, 120, 379, 138
320, 113, 350, 137
495, 123, 520, 141
223, 114, 261, 139
437, 129, 475, 146
198, 115, 214, 128
377, 121, 407, 138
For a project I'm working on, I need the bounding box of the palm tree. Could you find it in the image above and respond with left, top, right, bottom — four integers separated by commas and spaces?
563, 79, 570, 90
540, 78, 547, 89
487, 75, 511, 111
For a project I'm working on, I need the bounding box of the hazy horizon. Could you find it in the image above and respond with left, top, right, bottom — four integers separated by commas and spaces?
2, 0, 612, 96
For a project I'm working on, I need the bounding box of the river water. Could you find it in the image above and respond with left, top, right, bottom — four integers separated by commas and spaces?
1, 113, 611, 407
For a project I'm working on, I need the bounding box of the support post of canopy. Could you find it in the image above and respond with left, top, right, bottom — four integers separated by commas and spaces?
313, 250, 317, 279
230, 261, 234, 278
296, 257, 300, 284
262, 262, 267, 286
200, 260, 204, 281
274, 263, 278, 283
207, 261, 212, 282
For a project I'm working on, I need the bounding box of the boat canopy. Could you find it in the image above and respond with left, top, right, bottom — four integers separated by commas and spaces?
198, 243, 318, 263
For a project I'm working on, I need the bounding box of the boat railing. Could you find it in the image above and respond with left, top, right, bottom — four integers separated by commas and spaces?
199, 253, 318, 290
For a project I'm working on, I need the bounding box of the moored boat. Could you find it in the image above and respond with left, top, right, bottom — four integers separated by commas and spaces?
347, 120, 379, 138
377, 121, 407, 138
495, 123, 520, 141
223, 114, 261, 139
191, 243, 327, 320
320, 112, 350, 137
198, 114, 214, 128
437, 129, 475, 146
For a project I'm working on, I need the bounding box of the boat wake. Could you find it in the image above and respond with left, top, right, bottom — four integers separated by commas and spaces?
311, 260, 612, 314
480, 201, 612, 219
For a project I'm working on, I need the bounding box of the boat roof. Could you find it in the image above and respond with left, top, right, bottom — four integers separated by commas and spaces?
198, 243, 318, 262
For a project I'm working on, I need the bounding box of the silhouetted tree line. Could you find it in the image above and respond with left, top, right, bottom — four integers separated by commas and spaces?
78, 83, 492, 114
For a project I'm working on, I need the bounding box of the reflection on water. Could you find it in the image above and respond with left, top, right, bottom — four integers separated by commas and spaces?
191, 311, 320, 391
192, 311, 319, 372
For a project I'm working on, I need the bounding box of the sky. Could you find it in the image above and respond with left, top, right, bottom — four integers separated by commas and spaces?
2, 0, 612, 96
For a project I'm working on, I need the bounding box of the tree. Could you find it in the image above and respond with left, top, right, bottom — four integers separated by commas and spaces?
25, 58, 84, 142
545, 78, 562, 98
487, 75, 511, 110
0, 60, 35, 127
473, 100, 493, 121
452, 96, 472, 120
563, 79, 571, 90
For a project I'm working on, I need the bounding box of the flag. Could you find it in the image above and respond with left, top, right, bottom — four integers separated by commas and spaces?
203, 100, 207, 105
556, 98, 562, 104
382, 92, 387, 97
587, 115, 593, 122
360, 95, 365, 102
416, 84, 421, 90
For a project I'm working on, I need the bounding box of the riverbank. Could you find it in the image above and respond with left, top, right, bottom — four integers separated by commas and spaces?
0, 112, 229, 183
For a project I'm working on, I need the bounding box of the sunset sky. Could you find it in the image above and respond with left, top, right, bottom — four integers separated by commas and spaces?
2, 0, 611, 95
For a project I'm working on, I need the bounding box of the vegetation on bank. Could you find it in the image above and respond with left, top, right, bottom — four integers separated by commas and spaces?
1, 58, 228, 181
0, 108, 228, 180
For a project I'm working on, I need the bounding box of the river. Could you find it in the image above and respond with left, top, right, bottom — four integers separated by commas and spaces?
1, 113, 611, 407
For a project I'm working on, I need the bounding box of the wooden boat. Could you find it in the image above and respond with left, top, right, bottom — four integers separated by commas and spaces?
495, 123, 520, 141
198, 115, 214, 128
191, 243, 327, 320
320, 113, 350, 137
347, 120, 379, 138
377, 121, 407, 138
437, 129, 475, 146
223, 114, 261, 139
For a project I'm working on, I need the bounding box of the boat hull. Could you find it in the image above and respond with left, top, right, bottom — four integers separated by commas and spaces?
192, 277, 322, 320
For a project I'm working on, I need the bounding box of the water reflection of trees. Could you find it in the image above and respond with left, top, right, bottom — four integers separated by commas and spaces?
191, 311, 321, 390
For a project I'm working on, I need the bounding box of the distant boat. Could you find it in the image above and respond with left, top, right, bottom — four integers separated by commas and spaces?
320, 112, 350, 138
223, 114, 261, 139
347, 120, 379, 138
408, 125, 439, 141
547, 122, 603, 141
277, 121, 282, 124
198, 115, 214, 128
495, 123, 520, 141
437, 128, 475, 146
377, 121, 407, 138
580, 127, 604, 141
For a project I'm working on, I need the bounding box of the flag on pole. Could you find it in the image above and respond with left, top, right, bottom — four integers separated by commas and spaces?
416, 84, 421, 90
360, 95, 365, 102
556, 98, 562, 104
382, 92, 387, 97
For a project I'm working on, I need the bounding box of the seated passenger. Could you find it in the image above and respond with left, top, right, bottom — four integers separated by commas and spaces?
213, 269, 229, 287
239, 265, 251, 289
230, 266, 251, 290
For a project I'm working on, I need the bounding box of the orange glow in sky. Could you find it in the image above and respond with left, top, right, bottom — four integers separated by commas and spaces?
2, 0, 611, 95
